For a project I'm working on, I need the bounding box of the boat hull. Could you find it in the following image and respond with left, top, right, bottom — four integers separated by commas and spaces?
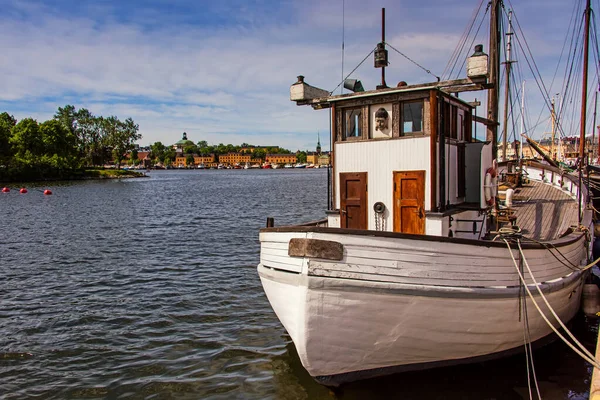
257, 227, 588, 385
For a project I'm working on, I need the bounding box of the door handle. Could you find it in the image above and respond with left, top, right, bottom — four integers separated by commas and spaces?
418, 207, 424, 219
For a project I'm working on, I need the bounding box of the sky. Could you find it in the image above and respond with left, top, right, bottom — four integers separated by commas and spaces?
0, 0, 598, 152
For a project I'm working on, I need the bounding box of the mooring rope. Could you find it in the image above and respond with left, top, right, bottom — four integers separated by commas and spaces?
502, 238, 600, 369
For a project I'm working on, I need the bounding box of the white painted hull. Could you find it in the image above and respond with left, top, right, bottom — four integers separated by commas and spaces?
257, 227, 588, 384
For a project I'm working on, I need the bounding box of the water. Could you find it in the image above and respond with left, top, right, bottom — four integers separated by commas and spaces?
0, 169, 597, 399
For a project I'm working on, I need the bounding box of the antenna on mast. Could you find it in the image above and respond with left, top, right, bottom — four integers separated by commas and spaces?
341, 0, 345, 95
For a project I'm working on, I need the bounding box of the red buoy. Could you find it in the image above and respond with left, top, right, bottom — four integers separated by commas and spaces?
1, 187, 9, 193
43, 189, 52, 195
19, 188, 27, 194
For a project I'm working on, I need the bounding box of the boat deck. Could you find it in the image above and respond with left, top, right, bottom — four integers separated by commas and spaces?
506, 180, 579, 241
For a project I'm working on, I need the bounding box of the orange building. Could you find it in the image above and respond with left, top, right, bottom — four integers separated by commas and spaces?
218, 152, 251, 166
195, 154, 215, 165
266, 153, 297, 164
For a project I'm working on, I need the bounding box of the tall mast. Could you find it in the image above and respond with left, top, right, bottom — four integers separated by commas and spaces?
551, 97, 556, 159
578, 0, 591, 222
501, 10, 514, 161
520, 80, 525, 159
579, 0, 591, 161
487, 0, 501, 160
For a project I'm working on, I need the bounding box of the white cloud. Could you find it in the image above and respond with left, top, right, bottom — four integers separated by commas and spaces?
0, 0, 590, 149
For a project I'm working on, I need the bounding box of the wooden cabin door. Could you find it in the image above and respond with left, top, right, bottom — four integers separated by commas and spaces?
393, 171, 425, 234
340, 172, 367, 230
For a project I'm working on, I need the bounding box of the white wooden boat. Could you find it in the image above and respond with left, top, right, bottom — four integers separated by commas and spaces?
257, 3, 594, 386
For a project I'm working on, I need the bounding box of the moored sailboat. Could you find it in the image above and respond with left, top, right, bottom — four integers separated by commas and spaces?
257, 2, 596, 386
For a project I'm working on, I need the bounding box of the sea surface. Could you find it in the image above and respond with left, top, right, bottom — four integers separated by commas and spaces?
0, 169, 597, 399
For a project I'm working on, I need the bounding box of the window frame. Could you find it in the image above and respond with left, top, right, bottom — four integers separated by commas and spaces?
342, 107, 364, 141
401, 100, 424, 136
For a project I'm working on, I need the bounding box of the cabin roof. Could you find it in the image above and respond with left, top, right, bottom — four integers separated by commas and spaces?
327, 85, 473, 109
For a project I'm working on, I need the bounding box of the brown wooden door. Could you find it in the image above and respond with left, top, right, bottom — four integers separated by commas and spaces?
393, 171, 425, 234
340, 172, 367, 229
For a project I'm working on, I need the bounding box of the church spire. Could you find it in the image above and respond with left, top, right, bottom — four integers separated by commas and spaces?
317, 132, 321, 155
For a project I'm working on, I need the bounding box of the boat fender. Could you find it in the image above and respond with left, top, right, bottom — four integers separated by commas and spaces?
373, 202, 386, 214
484, 167, 497, 206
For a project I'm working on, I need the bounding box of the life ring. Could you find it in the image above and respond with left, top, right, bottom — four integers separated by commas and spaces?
484, 167, 497, 206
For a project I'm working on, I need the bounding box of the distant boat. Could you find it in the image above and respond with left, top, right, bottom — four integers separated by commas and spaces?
262, 164, 272, 169
293, 163, 306, 168
197, 163, 205, 169
284, 164, 293, 168
272, 163, 280, 169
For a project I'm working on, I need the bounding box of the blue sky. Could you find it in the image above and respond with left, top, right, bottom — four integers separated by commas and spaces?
1, 0, 597, 151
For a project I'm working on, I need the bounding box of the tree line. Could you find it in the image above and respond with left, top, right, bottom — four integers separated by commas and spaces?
0, 105, 141, 181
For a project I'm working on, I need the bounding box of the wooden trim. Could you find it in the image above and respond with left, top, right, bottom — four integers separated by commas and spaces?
259, 224, 586, 249
392, 102, 400, 138
429, 90, 438, 211
331, 104, 337, 209
336, 91, 429, 109
362, 105, 369, 140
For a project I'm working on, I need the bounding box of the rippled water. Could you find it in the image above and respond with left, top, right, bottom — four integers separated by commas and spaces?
0, 169, 597, 399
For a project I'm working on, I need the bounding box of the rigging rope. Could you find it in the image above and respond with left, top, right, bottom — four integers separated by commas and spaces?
329, 47, 376, 95
502, 238, 600, 369
384, 42, 440, 81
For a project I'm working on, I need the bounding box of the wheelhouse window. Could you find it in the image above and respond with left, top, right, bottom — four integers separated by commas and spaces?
344, 108, 362, 139
402, 101, 423, 135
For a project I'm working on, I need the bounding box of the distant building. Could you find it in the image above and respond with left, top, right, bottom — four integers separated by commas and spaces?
173, 132, 194, 153
195, 154, 215, 166
218, 152, 252, 166
266, 153, 297, 164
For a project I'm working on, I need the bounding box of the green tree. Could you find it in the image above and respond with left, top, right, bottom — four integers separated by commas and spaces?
0, 112, 16, 162
103, 116, 141, 168
10, 118, 42, 158
197, 140, 208, 150
150, 141, 167, 164
130, 148, 139, 165
164, 149, 177, 164
184, 144, 198, 154
254, 148, 266, 160
296, 151, 307, 163
54, 105, 77, 137
186, 154, 195, 167
39, 119, 77, 158
75, 108, 103, 166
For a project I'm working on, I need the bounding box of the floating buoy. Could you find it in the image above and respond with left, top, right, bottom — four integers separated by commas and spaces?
19, 188, 27, 194
43, 189, 52, 195
1, 187, 9, 193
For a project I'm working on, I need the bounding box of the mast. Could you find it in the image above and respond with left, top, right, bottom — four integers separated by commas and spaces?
501, 10, 514, 161
487, 0, 501, 159
579, 0, 591, 161
579, 0, 591, 221
551, 97, 556, 159
520, 80, 525, 159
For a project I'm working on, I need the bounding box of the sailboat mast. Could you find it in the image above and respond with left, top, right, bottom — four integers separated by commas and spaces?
520, 80, 525, 159
487, 0, 501, 160
501, 10, 514, 161
579, 0, 591, 222
579, 0, 591, 160
551, 97, 556, 159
